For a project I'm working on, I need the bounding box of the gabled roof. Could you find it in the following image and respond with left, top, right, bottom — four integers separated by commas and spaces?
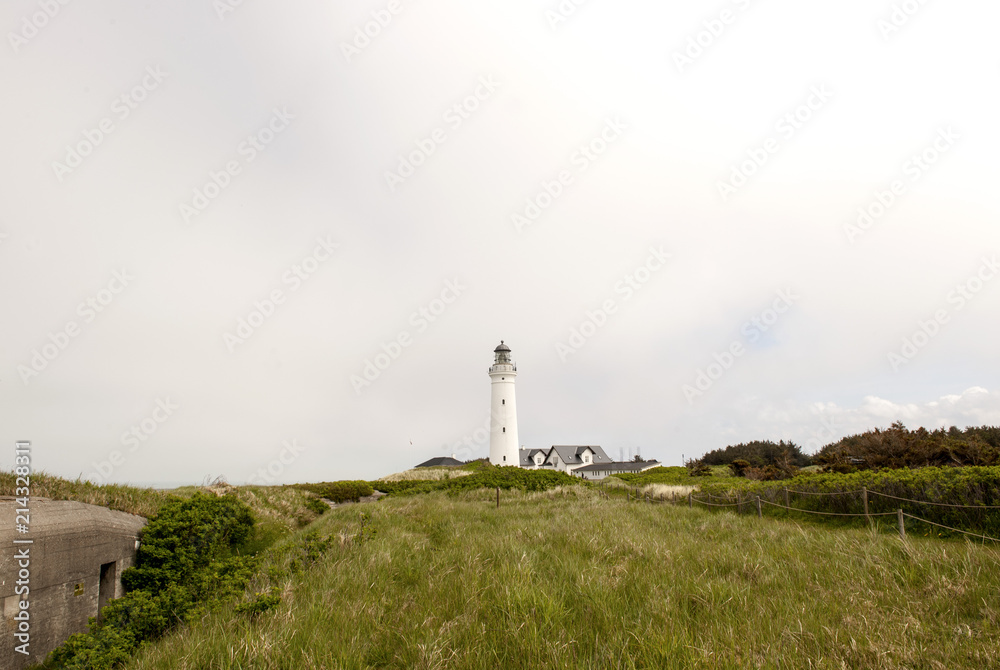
414, 456, 464, 468
519, 449, 546, 467
574, 460, 661, 473
549, 445, 612, 466
518, 446, 613, 467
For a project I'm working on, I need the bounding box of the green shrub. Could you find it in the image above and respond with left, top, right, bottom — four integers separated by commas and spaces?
701, 440, 811, 467
42, 494, 258, 669
814, 422, 1000, 471
728, 459, 751, 477
698, 465, 1000, 537
235, 589, 281, 618
374, 465, 580, 497
296, 480, 374, 503
304, 496, 329, 515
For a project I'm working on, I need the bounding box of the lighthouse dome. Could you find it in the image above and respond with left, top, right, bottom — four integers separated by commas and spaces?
494, 341, 511, 353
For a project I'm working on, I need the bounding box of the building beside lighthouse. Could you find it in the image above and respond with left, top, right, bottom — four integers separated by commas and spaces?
483, 340, 661, 477
488, 341, 520, 466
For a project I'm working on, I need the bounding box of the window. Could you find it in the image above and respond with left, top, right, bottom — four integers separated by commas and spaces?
502, 427, 505, 432
503, 456, 506, 461
502, 399, 505, 405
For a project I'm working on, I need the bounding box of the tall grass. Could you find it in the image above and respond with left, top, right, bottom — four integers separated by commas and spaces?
0, 472, 324, 540
128, 487, 1000, 669
0, 470, 168, 517
380, 467, 474, 482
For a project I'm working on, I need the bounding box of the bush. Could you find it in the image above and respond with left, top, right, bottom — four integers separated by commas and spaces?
235, 589, 281, 618
728, 459, 751, 477
685, 460, 713, 477
42, 494, 258, 669
374, 465, 580, 497
304, 496, 329, 515
297, 480, 374, 504
698, 465, 1000, 537
814, 422, 1000, 471
701, 440, 811, 468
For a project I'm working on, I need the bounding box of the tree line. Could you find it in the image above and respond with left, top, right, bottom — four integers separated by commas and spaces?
687, 423, 1000, 480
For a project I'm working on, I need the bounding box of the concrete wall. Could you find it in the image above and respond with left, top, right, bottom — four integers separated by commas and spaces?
0, 499, 146, 669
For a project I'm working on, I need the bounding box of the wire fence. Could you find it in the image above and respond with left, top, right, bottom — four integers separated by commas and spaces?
597, 481, 1000, 544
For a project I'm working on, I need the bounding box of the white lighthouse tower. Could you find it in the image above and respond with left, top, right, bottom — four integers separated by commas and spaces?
488, 341, 520, 466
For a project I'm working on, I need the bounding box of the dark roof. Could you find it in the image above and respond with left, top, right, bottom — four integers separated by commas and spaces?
549, 445, 612, 466
573, 460, 661, 473
519, 448, 545, 467
414, 457, 464, 468
494, 340, 511, 352
518, 446, 613, 467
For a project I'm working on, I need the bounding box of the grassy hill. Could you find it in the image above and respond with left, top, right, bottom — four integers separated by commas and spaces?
125, 486, 999, 669
0, 471, 327, 538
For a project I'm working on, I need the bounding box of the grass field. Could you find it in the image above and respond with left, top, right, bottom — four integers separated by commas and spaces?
126, 486, 1000, 669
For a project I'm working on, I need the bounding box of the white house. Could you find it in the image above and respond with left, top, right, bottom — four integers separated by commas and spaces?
519, 445, 612, 474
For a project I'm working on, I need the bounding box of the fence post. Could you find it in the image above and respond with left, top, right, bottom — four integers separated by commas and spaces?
897, 508, 905, 539
688, 492, 692, 508
660, 493, 664, 503
863, 487, 870, 523
496, 487, 500, 509
783, 487, 789, 508
756, 496, 762, 518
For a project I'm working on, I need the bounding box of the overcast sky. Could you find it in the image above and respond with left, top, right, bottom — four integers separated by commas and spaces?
2, 0, 998, 487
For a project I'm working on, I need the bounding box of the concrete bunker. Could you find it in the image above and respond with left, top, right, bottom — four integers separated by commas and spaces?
1, 498, 146, 669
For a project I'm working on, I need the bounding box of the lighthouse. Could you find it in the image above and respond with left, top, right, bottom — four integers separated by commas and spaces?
488, 341, 520, 466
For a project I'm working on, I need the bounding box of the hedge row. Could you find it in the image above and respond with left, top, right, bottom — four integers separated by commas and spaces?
697, 466, 1000, 537
374, 465, 581, 496
295, 480, 374, 503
